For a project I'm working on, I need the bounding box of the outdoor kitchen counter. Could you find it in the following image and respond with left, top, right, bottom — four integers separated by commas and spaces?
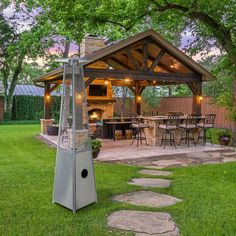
142, 116, 203, 146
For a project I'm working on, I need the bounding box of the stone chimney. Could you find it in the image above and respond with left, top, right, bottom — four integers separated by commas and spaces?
80, 35, 106, 57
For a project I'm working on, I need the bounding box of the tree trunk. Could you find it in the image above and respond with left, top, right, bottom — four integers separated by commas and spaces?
5, 93, 14, 120
168, 86, 172, 96
4, 58, 23, 120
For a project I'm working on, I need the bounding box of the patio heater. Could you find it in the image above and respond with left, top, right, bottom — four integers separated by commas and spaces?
53, 58, 97, 213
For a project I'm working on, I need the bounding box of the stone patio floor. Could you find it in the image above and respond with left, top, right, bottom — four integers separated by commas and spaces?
39, 134, 236, 167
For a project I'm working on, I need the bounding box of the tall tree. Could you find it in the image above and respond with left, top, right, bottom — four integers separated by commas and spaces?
0, 5, 56, 119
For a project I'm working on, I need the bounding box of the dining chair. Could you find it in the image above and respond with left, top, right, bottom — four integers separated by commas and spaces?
179, 114, 198, 147
159, 114, 180, 149
197, 114, 216, 145
129, 113, 149, 147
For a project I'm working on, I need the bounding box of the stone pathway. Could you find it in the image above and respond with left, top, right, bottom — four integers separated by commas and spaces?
109, 148, 236, 235
108, 168, 181, 235
152, 160, 183, 167
108, 210, 179, 236
138, 169, 173, 176
105, 149, 236, 168
113, 190, 182, 208
129, 178, 171, 188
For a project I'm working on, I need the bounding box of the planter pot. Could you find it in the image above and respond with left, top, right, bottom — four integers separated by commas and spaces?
92, 149, 100, 159
218, 136, 231, 146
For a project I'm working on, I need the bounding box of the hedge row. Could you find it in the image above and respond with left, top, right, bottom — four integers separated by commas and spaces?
12, 95, 61, 121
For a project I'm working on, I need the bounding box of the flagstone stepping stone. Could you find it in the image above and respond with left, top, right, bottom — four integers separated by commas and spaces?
113, 190, 182, 208
107, 210, 179, 236
129, 178, 171, 188
203, 161, 222, 165
139, 169, 173, 176
187, 151, 210, 159
222, 152, 236, 157
207, 152, 222, 158
144, 165, 165, 169
222, 157, 236, 163
152, 160, 182, 167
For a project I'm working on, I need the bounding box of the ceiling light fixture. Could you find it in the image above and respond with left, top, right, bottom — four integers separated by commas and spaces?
124, 77, 131, 84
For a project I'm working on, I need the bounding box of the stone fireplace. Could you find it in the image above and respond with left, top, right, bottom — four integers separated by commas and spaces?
88, 109, 104, 122
88, 103, 114, 122
80, 35, 116, 132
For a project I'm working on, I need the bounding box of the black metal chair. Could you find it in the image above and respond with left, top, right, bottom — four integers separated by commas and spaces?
159, 114, 180, 149
197, 114, 216, 145
130, 113, 149, 147
179, 114, 198, 147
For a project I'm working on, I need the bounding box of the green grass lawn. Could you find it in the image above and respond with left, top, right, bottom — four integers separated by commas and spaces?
0, 125, 236, 236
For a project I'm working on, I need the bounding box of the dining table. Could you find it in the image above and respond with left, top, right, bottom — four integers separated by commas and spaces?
106, 121, 132, 141
141, 115, 205, 146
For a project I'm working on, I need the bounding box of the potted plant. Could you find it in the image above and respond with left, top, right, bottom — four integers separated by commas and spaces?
86, 139, 102, 158
218, 129, 232, 146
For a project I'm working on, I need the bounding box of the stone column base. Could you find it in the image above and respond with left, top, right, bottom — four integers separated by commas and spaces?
40, 119, 55, 134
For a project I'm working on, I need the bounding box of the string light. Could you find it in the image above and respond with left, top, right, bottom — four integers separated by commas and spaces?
104, 80, 109, 85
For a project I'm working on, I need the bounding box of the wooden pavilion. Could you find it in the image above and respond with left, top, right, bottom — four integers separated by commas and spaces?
34, 29, 216, 119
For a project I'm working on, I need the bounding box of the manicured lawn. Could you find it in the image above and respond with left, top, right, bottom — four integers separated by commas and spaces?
0, 125, 236, 236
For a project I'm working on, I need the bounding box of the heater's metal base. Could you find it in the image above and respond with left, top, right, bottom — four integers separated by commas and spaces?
53, 149, 97, 212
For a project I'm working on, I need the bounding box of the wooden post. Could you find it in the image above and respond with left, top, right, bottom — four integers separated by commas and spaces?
188, 81, 202, 115
135, 84, 140, 115
135, 84, 145, 115
44, 82, 51, 119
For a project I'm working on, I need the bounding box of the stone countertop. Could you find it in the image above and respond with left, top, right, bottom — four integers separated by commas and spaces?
141, 116, 168, 121
141, 115, 205, 121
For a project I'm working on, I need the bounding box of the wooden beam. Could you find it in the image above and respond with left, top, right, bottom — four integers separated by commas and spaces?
127, 86, 136, 94
188, 82, 202, 115
140, 86, 146, 95
49, 84, 59, 93
106, 57, 132, 70
135, 85, 141, 115
135, 48, 174, 73
44, 82, 51, 119
85, 77, 96, 88
142, 43, 148, 71
149, 50, 165, 71
147, 39, 199, 74
187, 82, 197, 94
125, 48, 141, 70
84, 68, 201, 83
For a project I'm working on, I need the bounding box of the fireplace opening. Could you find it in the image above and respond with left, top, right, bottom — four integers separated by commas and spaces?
88, 109, 104, 123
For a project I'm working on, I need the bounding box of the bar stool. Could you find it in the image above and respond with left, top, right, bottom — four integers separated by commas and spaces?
130, 113, 149, 147
179, 114, 198, 147
197, 114, 216, 145
159, 114, 180, 149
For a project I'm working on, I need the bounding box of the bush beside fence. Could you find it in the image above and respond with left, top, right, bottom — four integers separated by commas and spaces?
11, 96, 61, 121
